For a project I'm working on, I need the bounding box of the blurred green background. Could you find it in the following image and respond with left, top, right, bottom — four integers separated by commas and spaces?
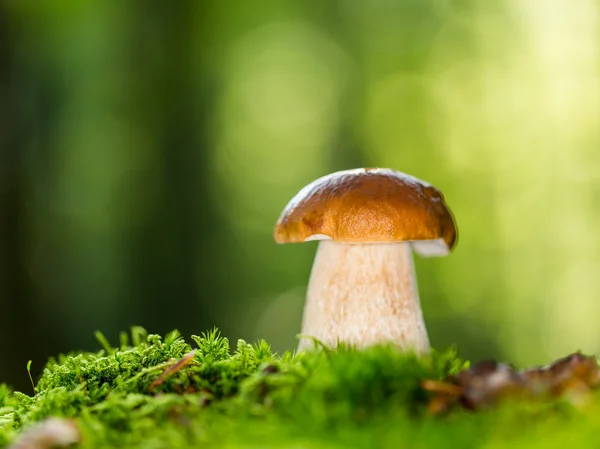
1, 0, 599, 390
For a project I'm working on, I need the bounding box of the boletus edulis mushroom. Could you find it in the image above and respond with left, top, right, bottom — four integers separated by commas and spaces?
274, 168, 457, 353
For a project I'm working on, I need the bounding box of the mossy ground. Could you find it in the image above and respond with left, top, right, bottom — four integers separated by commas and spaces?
1, 328, 599, 448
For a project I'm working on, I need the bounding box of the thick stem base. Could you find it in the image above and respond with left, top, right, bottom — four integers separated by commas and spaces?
298, 241, 430, 353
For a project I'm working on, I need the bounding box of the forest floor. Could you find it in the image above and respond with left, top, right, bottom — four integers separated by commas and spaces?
1, 328, 600, 449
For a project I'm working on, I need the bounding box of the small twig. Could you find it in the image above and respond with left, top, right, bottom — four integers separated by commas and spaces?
149, 350, 197, 391
420, 379, 462, 396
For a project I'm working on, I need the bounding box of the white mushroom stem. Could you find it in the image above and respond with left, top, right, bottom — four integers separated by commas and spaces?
298, 240, 430, 353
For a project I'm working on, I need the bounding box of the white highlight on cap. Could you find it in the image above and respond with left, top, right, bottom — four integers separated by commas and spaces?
411, 239, 450, 257
304, 234, 333, 242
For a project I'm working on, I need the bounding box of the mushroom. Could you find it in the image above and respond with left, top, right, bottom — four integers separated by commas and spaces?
274, 168, 457, 353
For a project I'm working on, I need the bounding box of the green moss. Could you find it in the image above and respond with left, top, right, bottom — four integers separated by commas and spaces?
0, 328, 598, 448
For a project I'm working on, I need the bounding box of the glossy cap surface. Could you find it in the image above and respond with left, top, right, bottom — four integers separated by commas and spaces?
274, 168, 457, 256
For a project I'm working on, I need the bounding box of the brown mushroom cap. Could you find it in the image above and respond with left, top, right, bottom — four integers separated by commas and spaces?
274, 168, 457, 255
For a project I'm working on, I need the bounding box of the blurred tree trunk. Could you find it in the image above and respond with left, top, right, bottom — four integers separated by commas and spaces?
0, 4, 33, 389
128, 1, 220, 334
